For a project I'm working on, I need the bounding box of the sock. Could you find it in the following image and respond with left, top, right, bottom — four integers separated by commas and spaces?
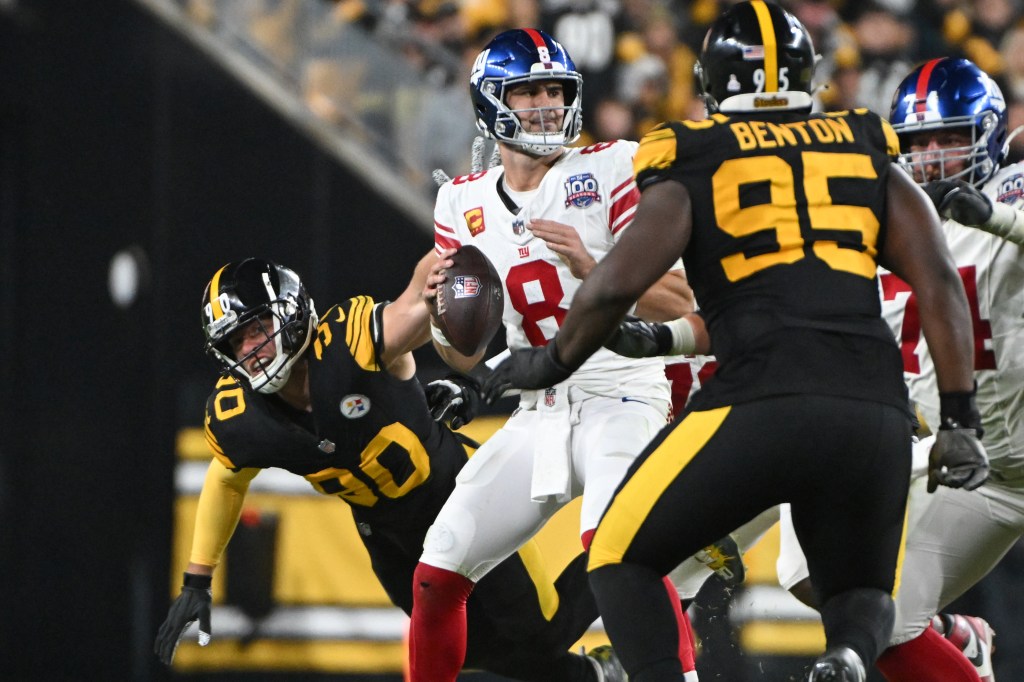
408, 562, 476, 682
661, 576, 696, 672
876, 627, 982, 682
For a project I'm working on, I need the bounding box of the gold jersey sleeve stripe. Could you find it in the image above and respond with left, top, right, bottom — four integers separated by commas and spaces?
751, 0, 778, 93
345, 296, 381, 372
634, 126, 679, 176
881, 118, 901, 157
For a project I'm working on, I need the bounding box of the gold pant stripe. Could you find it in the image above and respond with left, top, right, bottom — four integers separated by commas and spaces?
589, 406, 731, 570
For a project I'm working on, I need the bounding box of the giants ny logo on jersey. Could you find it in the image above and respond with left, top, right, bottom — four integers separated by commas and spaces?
564, 173, 600, 208
453, 275, 481, 299
464, 207, 485, 236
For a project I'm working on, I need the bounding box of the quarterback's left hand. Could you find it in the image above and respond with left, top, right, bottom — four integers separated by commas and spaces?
923, 179, 993, 226
425, 374, 481, 430
482, 342, 573, 403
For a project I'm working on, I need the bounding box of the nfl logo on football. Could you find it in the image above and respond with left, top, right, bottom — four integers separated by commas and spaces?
453, 275, 481, 299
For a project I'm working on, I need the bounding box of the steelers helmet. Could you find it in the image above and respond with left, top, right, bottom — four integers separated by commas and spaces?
201, 259, 318, 394
469, 28, 583, 156
696, 0, 817, 114
889, 57, 1008, 186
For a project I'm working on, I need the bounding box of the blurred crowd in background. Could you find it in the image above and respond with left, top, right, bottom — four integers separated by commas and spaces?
179, 0, 1024, 198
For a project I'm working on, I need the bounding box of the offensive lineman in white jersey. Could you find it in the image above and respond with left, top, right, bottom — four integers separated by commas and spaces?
773, 57, 1022, 682
407, 28, 699, 682
873, 56, 1024, 682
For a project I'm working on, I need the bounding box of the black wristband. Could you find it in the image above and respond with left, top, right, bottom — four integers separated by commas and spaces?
653, 323, 675, 355
183, 572, 213, 590
939, 387, 981, 432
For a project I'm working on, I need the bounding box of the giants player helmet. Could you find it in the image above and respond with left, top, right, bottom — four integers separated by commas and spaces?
889, 57, 1008, 187
695, 0, 817, 114
469, 28, 583, 156
201, 258, 318, 394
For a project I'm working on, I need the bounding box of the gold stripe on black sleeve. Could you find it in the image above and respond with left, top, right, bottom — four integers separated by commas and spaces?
880, 118, 901, 158
634, 125, 680, 178
345, 296, 382, 372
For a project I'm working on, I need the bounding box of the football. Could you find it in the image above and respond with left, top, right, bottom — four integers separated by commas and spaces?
433, 245, 504, 356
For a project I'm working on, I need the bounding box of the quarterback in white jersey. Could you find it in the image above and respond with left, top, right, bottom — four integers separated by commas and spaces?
407, 29, 698, 682
433, 140, 672, 398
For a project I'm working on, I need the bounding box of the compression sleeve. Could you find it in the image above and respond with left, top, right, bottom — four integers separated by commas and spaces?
189, 459, 259, 567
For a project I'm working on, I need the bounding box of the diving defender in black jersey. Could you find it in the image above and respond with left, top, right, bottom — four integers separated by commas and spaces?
154, 256, 611, 681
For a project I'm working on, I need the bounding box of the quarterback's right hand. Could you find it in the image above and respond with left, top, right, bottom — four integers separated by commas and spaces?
154, 572, 213, 665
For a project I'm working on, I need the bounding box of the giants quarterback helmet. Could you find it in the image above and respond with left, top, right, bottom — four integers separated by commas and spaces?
889, 57, 1008, 186
201, 258, 317, 394
696, 0, 817, 114
469, 28, 583, 156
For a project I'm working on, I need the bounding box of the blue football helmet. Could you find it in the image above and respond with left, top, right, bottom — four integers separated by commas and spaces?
202, 259, 318, 394
469, 28, 583, 156
889, 57, 1007, 186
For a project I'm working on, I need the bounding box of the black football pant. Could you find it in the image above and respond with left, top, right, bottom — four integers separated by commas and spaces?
588, 394, 912, 681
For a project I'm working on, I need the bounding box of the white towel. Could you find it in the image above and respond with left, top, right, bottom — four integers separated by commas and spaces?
531, 385, 573, 503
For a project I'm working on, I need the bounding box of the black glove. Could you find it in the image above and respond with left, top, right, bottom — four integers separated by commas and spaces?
604, 315, 674, 358
927, 389, 989, 493
154, 572, 213, 665
482, 342, 573, 404
425, 374, 481, 430
923, 179, 993, 226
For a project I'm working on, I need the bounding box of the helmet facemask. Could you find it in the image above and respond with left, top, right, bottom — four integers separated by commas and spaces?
894, 113, 1002, 187
476, 72, 583, 156
203, 261, 317, 394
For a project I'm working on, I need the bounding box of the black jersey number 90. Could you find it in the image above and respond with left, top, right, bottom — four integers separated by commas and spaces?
713, 152, 880, 282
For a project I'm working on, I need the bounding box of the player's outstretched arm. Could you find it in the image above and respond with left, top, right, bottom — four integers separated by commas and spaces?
154, 461, 258, 664
380, 250, 438, 378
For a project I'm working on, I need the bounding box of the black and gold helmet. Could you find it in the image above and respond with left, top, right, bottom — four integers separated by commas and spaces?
201, 258, 317, 394
695, 0, 817, 114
